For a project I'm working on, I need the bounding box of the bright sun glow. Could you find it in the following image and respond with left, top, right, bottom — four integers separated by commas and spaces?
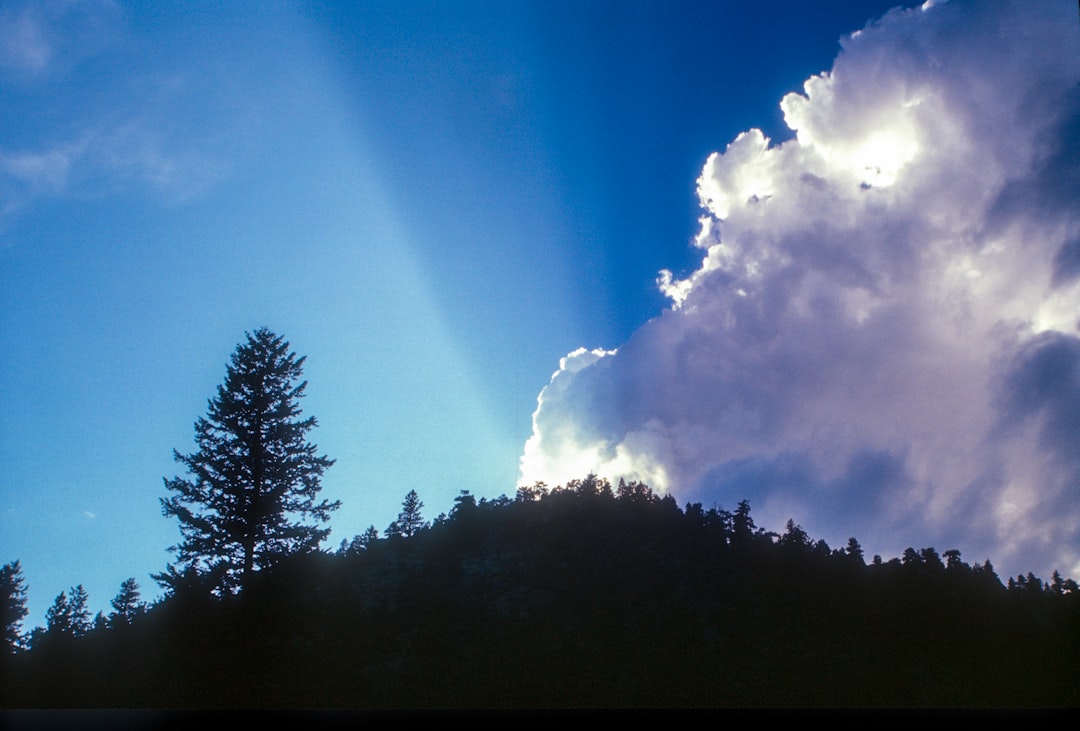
850, 129, 919, 187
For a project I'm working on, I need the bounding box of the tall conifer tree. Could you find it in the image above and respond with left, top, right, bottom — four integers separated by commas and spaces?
386, 490, 427, 538
109, 578, 144, 626
1, 561, 28, 652
158, 329, 338, 595
45, 585, 90, 638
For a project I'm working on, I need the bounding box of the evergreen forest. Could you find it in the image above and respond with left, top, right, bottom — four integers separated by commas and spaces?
2, 331, 1077, 709
2, 478, 1078, 708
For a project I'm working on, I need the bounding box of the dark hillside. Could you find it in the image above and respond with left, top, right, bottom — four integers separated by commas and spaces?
3, 479, 1077, 708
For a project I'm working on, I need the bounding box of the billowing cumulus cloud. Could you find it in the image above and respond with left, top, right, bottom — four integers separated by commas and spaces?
520, 0, 1080, 579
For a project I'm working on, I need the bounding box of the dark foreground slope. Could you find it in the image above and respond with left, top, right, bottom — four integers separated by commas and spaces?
3, 485, 1078, 708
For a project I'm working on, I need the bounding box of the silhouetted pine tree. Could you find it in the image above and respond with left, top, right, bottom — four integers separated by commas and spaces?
45, 585, 90, 638
0, 561, 27, 653
387, 490, 428, 538
157, 328, 338, 595
109, 578, 145, 627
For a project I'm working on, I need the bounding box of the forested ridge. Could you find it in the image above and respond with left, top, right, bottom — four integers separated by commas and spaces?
3, 332, 1077, 708
3, 477, 1077, 708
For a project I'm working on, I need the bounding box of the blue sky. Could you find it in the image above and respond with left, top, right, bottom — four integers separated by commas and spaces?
3, 0, 1078, 629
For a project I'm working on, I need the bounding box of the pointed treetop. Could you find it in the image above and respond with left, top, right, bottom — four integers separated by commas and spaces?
158, 329, 338, 596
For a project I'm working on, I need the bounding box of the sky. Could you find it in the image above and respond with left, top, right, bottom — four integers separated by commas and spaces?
1, 0, 1077, 630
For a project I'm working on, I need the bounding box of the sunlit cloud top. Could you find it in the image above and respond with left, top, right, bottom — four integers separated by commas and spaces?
521, 0, 1080, 579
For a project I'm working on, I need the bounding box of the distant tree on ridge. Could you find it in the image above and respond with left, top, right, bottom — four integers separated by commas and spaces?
387, 490, 428, 538
1, 561, 28, 652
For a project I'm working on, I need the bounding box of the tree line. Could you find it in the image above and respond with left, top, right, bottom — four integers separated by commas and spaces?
2, 329, 1077, 707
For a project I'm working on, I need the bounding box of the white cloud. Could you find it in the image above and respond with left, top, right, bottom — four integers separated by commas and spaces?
0, 6, 52, 74
1, 148, 72, 192
0, 0, 120, 77
0, 120, 226, 231
0, 2, 233, 231
519, 347, 619, 487
520, 0, 1080, 580
91, 116, 228, 202
0, 146, 75, 225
